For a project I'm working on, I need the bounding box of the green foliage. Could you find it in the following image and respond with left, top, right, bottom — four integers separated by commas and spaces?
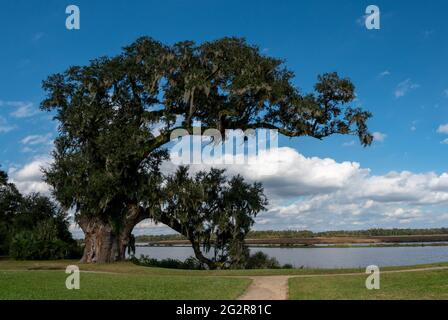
0, 170, 8, 186
0, 168, 80, 260
9, 231, 80, 261
8, 204, 82, 260
245, 251, 281, 269
156, 166, 267, 269
132, 252, 292, 271
0, 168, 22, 255
132, 255, 204, 270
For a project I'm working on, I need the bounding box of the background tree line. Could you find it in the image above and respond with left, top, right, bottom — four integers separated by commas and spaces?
135, 227, 448, 242
0, 168, 80, 260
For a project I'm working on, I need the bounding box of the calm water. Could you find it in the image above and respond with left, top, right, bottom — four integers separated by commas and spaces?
134, 246, 448, 268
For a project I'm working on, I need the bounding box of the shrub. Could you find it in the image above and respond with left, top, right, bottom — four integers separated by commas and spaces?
133, 252, 294, 270
9, 220, 81, 260
244, 251, 298, 269
132, 255, 204, 270
245, 251, 281, 269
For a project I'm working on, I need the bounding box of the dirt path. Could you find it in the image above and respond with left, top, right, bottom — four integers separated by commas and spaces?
238, 276, 289, 300
237, 266, 448, 300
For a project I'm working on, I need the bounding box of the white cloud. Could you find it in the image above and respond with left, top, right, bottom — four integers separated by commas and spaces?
163, 147, 448, 231
10, 102, 38, 118
0, 116, 16, 133
21, 133, 53, 146
372, 132, 387, 142
437, 124, 448, 134
379, 70, 391, 77
8, 156, 52, 195
219, 148, 448, 206
249, 150, 448, 230
11, 145, 448, 233
441, 138, 448, 145
394, 79, 420, 98
0, 100, 39, 118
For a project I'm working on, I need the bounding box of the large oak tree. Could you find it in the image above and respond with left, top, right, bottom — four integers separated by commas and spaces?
41, 37, 372, 263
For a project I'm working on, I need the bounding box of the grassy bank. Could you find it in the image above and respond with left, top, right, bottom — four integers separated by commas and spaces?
1, 259, 448, 276
289, 269, 448, 300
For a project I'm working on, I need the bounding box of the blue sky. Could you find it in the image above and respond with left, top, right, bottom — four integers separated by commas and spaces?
1, 0, 448, 232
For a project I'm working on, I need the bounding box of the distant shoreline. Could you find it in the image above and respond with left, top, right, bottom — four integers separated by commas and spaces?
136, 234, 448, 248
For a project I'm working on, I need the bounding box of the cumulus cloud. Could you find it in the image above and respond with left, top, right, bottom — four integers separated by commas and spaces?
394, 79, 420, 98
166, 146, 448, 231
8, 156, 52, 195
10, 145, 448, 233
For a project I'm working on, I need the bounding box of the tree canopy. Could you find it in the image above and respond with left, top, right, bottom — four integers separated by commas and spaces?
40, 37, 372, 263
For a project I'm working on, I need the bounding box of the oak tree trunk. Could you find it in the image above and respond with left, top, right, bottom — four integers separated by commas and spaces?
78, 206, 144, 263
78, 218, 126, 263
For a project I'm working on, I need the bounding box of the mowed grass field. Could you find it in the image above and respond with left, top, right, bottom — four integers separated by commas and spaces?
289, 269, 448, 300
0, 260, 254, 300
1, 260, 448, 299
0, 271, 250, 300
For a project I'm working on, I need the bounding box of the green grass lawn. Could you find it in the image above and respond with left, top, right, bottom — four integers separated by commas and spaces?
288, 269, 448, 300
1, 259, 448, 300
0, 270, 250, 300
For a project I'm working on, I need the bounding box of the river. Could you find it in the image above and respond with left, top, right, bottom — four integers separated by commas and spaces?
134, 245, 448, 268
